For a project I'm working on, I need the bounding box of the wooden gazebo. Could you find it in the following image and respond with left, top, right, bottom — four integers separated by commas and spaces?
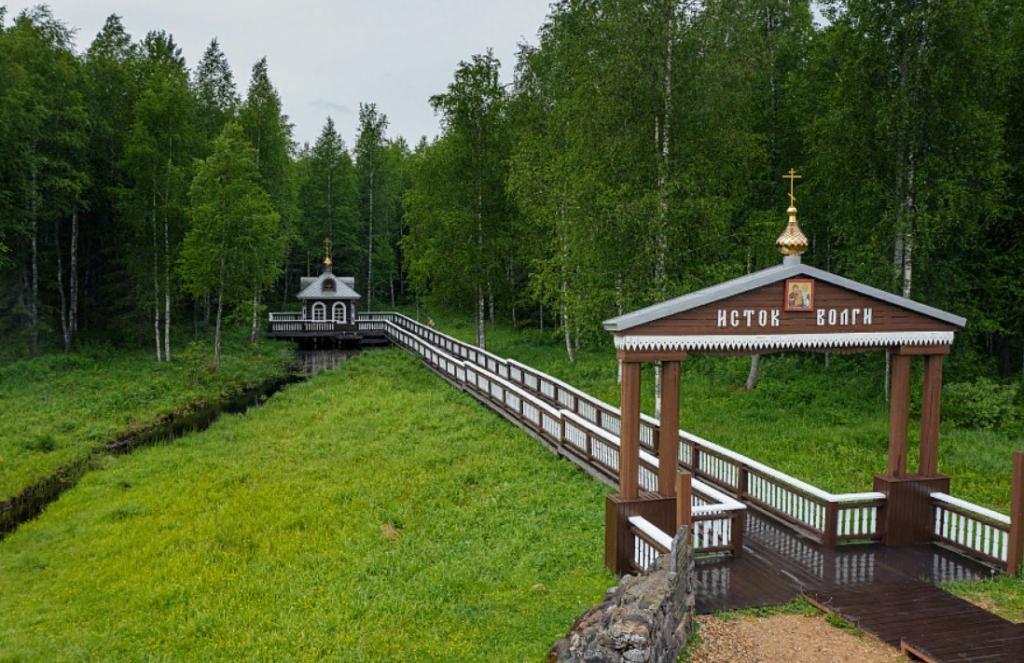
603, 173, 966, 569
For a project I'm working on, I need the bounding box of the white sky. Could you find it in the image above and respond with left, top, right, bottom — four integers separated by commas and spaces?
9, 0, 551, 148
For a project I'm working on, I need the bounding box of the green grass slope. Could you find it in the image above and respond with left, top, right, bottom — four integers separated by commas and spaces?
0, 331, 294, 504
0, 350, 613, 662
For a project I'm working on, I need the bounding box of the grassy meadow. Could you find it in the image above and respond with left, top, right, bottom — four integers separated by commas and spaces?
0, 350, 614, 661
0, 330, 294, 505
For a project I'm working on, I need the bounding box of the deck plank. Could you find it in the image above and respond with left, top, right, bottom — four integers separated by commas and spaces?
696, 511, 1020, 661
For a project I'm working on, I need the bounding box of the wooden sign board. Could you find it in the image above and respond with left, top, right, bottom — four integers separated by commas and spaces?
622, 279, 956, 337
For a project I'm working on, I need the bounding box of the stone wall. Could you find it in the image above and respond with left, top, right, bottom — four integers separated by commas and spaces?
549, 527, 695, 663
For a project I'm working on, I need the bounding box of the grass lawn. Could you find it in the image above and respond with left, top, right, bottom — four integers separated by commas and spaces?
0, 329, 294, 505
0, 350, 614, 661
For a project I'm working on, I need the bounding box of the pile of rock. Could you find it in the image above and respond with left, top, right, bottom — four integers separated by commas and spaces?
549, 528, 694, 663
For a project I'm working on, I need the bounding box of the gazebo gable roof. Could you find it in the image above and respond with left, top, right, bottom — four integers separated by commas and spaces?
296, 271, 361, 300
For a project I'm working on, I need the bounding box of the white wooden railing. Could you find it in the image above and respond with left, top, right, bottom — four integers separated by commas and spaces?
628, 515, 674, 571
931, 492, 1011, 567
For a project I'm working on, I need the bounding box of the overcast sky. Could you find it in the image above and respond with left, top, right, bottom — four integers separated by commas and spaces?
10, 1, 551, 148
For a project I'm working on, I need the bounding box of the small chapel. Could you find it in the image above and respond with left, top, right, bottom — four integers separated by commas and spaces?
267, 243, 362, 345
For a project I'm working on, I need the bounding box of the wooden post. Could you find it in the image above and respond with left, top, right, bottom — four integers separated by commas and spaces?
675, 470, 692, 532
918, 354, 944, 477
823, 501, 839, 546
732, 509, 745, 557
1008, 452, 1024, 575
620, 361, 642, 499
659, 360, 681, 497
887, 353, 912, 478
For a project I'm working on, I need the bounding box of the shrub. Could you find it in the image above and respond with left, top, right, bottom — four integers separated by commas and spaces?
21, 434, 57, 453
943, 378, 1019, 430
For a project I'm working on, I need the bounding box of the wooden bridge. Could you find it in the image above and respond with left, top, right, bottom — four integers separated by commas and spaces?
356, 312, 1024, 662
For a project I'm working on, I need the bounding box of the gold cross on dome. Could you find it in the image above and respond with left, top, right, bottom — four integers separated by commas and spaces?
783, 168, 801, 206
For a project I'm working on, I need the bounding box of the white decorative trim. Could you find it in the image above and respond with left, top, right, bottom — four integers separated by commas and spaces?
614, 331, 954, 353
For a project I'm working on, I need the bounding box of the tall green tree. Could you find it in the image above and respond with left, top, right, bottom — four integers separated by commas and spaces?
296, 117, 357, 274
81, 14, 139, 335
193, 38, 240, 146
239, 57, 295, 339
406, 51, 512, 348
180, 122, 283, 369
120, 30, 198, 361
0, 7, 89, 353
802, 0, 1007, 336
355, 103, 389, 309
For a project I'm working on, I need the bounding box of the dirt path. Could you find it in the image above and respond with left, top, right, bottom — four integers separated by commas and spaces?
688, 614, 905, 663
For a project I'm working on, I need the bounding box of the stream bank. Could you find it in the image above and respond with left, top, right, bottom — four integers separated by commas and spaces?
0, 348, 360, 540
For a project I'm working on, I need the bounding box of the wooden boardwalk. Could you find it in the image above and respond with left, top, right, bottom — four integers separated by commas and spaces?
694, 510, 1024, 661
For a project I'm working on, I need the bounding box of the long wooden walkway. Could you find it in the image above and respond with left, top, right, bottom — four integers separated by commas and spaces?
694, 510, 1024, 661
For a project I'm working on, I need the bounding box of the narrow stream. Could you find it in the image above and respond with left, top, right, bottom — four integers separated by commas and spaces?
0, 347, 363, 540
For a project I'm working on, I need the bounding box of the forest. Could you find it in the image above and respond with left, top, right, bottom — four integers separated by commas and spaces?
1, 1, 1022, 380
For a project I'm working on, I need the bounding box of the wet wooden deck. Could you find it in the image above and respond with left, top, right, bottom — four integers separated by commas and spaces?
694, 510, 1024, 661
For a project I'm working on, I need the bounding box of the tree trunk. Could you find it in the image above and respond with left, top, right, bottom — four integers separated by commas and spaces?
654, 363, 663, 416
476, 284, 486, 349
152, 191, 161, 362
29, 166, 39, 355
69, 207, 78, 337
214, 287, 224, 371
745, 354, 761, 391
281, 262, 289, 307
213, 259, 226, 370
901, 228, 913, 298
561, 299, 575, 364
250, 290, 259, 343
204, 293, 211, 331
163, 208, 172, 362
367, 170, 374, 310
488, 281, 495, 324
884, 351, 891, 402
55, 220, 70, 352
653, 9, 672, 297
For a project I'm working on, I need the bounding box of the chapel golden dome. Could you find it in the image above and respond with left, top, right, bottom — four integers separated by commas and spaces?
776, 169, 808, 257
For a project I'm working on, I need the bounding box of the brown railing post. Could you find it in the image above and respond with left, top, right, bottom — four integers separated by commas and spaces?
1008, 451, 1024, 574
675, 470, 692, 535
737, 465, 748, 500
733, 509, 745, 557
823, 501, 838, 547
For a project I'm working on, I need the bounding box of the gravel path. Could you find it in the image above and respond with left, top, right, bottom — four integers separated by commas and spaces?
688, 614, 905, 662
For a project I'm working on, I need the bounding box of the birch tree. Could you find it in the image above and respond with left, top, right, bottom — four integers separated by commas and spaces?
180, 122, 283, 368
411, 51, 512, 348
